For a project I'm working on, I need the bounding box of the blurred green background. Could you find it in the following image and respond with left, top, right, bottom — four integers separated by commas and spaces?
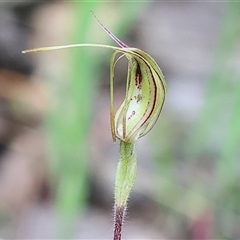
0, 1, 239, 239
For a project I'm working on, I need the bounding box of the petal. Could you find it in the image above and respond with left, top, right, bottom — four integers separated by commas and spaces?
114, 48, 166, 143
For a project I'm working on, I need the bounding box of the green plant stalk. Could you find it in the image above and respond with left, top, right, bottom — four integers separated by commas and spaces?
114, 140, 137, 240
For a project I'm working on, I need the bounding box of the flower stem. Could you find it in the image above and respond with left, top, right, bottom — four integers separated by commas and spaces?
113, 205, 125, 240
113, 140, 137, 240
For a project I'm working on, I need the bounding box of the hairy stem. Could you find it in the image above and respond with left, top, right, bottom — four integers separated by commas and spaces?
113, 205, 125, 240
113, 140, 137, 240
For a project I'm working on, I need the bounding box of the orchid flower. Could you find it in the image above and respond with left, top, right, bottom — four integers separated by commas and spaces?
23, 13, 166, 240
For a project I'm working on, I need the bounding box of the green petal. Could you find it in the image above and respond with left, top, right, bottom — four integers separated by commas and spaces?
113, 48, 166, 143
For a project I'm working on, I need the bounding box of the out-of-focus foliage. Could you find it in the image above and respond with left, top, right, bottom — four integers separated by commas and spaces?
152, 2, 240, 239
